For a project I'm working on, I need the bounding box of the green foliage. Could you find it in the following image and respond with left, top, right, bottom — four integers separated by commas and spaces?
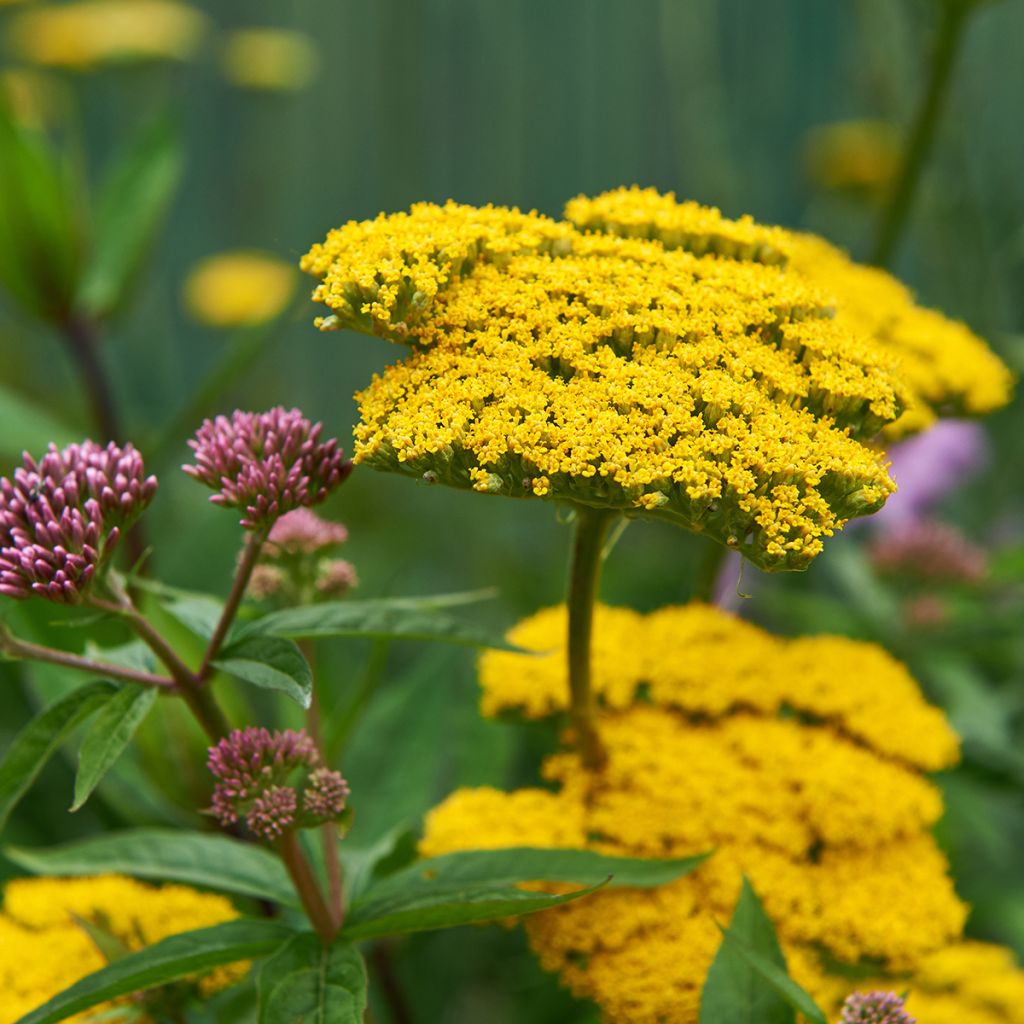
700, 878, 826, 1024
76, 116, 183, 320
257, 935, 368, 1024
15, 919, 293, 1024
5, 828, 299, 907
0, 102, 83, 322
71, 684, 158, 811
212, 634, 313, 708
238, 595, 526, 651
0, 383, 78, 459
0, 681, 117, 834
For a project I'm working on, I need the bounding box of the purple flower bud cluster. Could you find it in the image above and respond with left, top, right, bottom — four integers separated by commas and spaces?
870, 519, 987, 585
0, 441, 156, 604
840, 991, 915, 1024
183, 408, 352, 530
315, 559, 358, 597
207, 726, 349, 841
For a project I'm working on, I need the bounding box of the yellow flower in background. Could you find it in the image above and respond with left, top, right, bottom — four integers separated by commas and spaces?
7, 0, 207, 70
0, 874, 244, 1023
420, 602, 999, 1024
183, 250, 297, 329
222, 28, 318, 93
803, 119, 902, 193
302, 191, 1011, 572
0, 68, 62, 128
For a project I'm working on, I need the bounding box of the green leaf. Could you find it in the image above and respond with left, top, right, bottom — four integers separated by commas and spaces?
212, 634, 312, 708
371, 847, 711, 896
700, 878, 826, 1024
158, 592, 224, 641
71, 685, 158, 811
238, 595, 525, 652
77, 116, 182, 319
0, 681, 116, 834
14, 919, 294, 1024
340, 824, 420, 903
342, 877, 608, 941
4, 828, 299, 907
257, 935, 368, 1024
0, 101, 83, 321
0, 382, 78, 458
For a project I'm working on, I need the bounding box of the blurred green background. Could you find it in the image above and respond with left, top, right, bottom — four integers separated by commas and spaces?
1, 1, 1023, 1021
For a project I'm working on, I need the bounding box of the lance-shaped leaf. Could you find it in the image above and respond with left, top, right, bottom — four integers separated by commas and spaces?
257, 934, 368, 1024
700, 877, 826, 1024
71, 685, 158, 811
341, 877, 609, 942
76, 115, 182, 319
0, 681, 116, 834
212, 634, 312, 708
238, 595, 524, 652
5, 828, 299, 907
15, 919, 294, 1024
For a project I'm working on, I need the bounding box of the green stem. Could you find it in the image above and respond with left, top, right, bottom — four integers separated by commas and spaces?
870, 1, 972, 267
692, 539, 728, 604
566, 505, 616, 770
199, 528, 267, 681
276, 829, 338, 946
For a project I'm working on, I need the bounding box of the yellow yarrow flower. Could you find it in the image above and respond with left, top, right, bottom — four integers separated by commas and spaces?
183, 250, 297, 329
303, 192, 1009, 571
421, 602, 972, 1024
0, 873, 245, 1023
222, 28, 318, 92
568, 186, 1013, 438
7, 1, 207, 70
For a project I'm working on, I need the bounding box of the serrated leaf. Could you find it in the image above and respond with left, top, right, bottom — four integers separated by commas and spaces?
372, 847, 711, 898
238, 596, 524, 652
14, 919, 294, 1024
0, 681, 116, 834
700, 877, 825, 1024
342, 877, 608, 941
212, 634, 312, 708
5, 828, 299, 907
71, 685, 158, 811
257, 935, 367, 1024
77, 116, 182, 319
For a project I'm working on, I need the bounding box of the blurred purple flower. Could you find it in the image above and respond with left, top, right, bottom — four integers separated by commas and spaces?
184, 407, 352, 530
839, 990, 915, 1024
870, 519, 987, 584
266, 507, 348, 556
0, 441, 156, 603
874, 420, 988, 530
315, 558, 358, 598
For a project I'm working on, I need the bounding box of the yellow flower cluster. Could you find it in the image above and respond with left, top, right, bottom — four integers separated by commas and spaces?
222, 28, 318, 93
567, 186, 1013, 437
7, 1, 207, 71
0, 874, 244, 1024
421, 603, 978, 1024
183, 250, 297, 329
303, 192, 1010, 570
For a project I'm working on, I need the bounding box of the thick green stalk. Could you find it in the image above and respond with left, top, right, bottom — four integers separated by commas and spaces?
276, 830, 338, 946
871, 1, 972, 267
566, 506, 617, 770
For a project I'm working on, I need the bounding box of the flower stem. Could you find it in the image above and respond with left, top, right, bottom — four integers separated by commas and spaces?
870, 0, 972, 267
199, 529, 267, 681
0, 628, 176, 690
692, 538, 728, 604
276, 829, 338, 946
566, 505, 616, 770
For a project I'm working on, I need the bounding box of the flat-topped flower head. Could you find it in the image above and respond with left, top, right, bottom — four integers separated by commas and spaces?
0, 440, 156, 603
840, 992, 915, 1024
303, 193, 1009, 571
207, 727, 349, 841
421, 603, 968, 1024
184, 407, 352, 530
